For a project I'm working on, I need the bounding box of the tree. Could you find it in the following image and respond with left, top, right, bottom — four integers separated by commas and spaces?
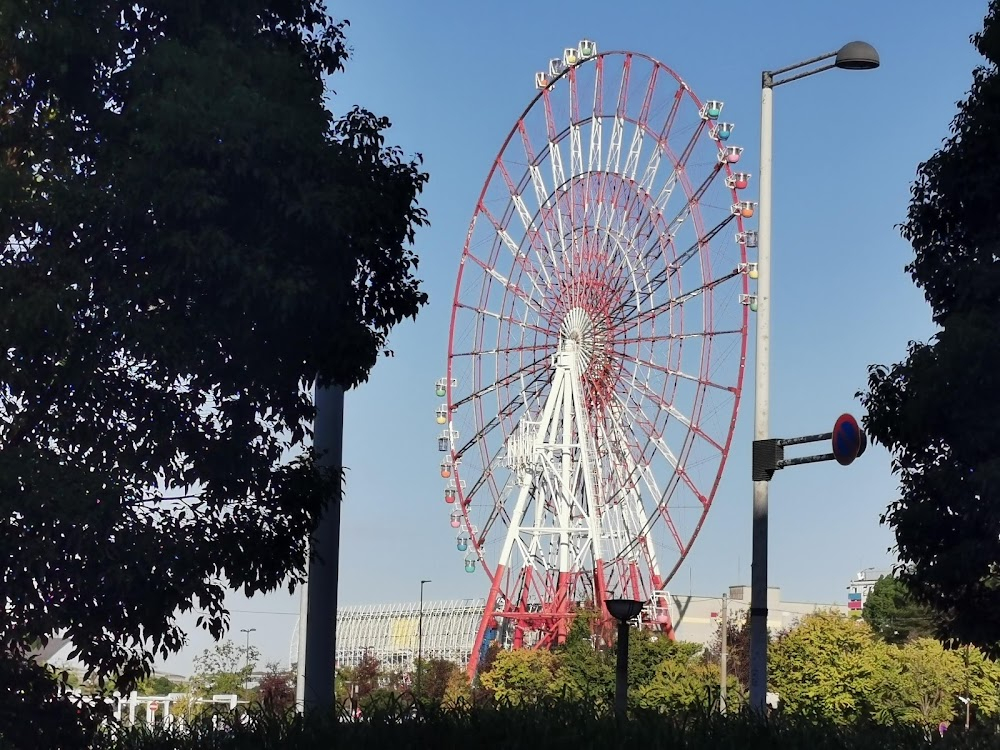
189, 640, 259, 700
353, 650, 381, 699
636, 659, 723, 713
769, 612, 895, 724
863, 576, 937, 644
414, 658, 461, 703
137, 674, 179, 697
0, 0, 426, 705
478, 649, 560, 705
889, 639, 963, 728
627, 629, 701, 692
256, 662, 296, 714
859, 0, 1000, 651
555, 609, 613, 700
442, 669, 472, 707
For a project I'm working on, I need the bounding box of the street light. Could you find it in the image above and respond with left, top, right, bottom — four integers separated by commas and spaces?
416, 579, 431, 699
240, 627, 257, 690
749, 40, 879, 715
605, 599, 645, 721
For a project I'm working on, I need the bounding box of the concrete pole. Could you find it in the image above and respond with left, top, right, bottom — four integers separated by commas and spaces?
749, 75, 774, 715
720, 593, 728, 714
299, 384, 345, 713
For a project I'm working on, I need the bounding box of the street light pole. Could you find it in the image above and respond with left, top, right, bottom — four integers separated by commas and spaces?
240, 627, 257, 690
748, 41, 879, 715
417, 579, 431, 699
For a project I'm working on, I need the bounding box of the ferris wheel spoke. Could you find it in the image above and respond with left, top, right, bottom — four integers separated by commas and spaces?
618, 328, 742, 345
663, 162, 725, 239
620, 270, 740, 331
567, 68, 585, 185
661, 508, 688, 555
625, 375, 724, 458
642, 211, 737, 291
451, 343, 552, 358
454, 302, 551, 338
453, 368, 550, 460
588, 56, 605, 172
617, 351, 738, 394
611, 389, 679, 473
638, 85, 684, 192
539, 113, 580, 288
622, 64, 657, 181
605, 53, 631, 175
516, 121, 568, 264
495, 160, 558, 287
612, 387, 709, 518
477, 202, 555, 304
461, 251, 553, 324
451, 354, 550, 411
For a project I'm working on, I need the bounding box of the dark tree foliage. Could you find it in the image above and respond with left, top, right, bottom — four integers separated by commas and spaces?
860, 1, 1000, 651
354, 650, 382, 699
256, 664, 296, 715
862, 576, 937, 645
0, 0, 427, 711
626, 628, 700, 692
415, 658, 461, 703
557, 607, 613, 699
0, 654, 102, 750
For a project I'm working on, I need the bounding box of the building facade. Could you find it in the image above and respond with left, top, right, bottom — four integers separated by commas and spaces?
334, 598, 485, 671
845, 568, 889, 612
670, 585, 849, 646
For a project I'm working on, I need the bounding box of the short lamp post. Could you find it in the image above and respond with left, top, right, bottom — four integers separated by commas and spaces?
605, 599, 645, 721
749, 39, 879, 714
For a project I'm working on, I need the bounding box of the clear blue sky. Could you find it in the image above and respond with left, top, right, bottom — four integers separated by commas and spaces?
152, 0, 987, 675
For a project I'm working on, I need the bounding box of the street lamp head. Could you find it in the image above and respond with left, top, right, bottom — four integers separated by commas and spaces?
605, 598, 646, 622
835, 41, 879, 71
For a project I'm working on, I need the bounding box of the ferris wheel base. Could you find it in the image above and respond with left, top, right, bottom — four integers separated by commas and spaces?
467, 592, 676, 679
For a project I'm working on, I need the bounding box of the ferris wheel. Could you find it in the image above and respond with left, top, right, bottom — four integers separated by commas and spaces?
436, 41, 756, 675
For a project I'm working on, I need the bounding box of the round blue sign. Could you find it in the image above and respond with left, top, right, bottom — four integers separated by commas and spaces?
832, 413, 862, 466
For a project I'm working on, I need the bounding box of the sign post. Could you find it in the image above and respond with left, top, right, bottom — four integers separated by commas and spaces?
753, 413, 867, 480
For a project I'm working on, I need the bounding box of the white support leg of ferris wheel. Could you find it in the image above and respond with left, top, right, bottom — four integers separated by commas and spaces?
497, 339, 602, 603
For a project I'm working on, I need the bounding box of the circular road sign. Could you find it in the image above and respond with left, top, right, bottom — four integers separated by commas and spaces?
148, 701, 159, 712
832, 413, 863, 466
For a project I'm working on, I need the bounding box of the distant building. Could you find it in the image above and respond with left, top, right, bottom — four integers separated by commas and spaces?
333, 598, 485, 671
846, 568, 890, 612
671, 585, 849, 646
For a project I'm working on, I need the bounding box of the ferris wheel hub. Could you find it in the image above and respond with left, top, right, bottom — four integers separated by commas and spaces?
559, 306, 609, 376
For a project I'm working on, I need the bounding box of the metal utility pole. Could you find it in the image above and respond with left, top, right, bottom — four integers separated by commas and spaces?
417, 579, 431, 698
719, 594, 728, 715
749, 41, 879, 714
240, 628, 257, 690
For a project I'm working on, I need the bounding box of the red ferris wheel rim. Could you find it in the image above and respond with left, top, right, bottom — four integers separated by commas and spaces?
442, 47, 751, 602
